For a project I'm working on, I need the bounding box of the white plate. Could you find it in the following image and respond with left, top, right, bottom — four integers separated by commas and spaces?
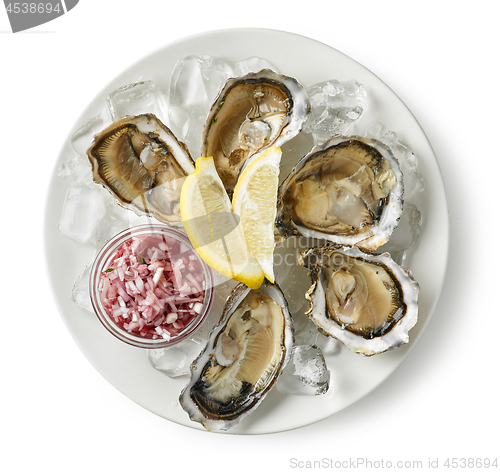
45, 28, 448, 434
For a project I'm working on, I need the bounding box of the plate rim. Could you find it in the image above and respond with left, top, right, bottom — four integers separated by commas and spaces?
44, 27, 449, 435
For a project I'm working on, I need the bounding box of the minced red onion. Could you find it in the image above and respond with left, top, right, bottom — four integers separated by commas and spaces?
99, 233, 206, 339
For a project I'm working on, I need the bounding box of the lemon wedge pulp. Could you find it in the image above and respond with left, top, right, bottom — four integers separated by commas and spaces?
232, 147, 282, 283
180, 156, 264, 289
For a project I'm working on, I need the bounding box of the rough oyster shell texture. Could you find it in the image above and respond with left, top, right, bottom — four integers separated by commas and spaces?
179, 281, 294, 431
275, 136, 404, 251
87, 114, 195, 224
298, 244, 419, 357
201, 69, 310, 193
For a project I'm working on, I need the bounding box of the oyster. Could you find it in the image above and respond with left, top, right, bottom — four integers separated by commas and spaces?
180, 281, 294, 431
87, 114, 195, 224
298, 244, 419, 357
275, 136, 404, 250
201, 69, 310, 193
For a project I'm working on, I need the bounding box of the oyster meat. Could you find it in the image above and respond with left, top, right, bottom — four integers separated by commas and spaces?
87, 114, 195, 224
201, 69, 310, 193
299, 244, 419, 356
180, 281, 294, 431
276, 136, 404, 250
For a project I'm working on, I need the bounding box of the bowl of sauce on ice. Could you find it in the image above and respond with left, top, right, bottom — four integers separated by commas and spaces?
90, 224, 214, 348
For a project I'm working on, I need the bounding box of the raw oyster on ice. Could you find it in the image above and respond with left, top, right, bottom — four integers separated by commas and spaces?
180, 281, 294, 431
298, 244, 419, 357
87, 114, 195, 224
201, 69, 310, 193
275, 136, 404, 250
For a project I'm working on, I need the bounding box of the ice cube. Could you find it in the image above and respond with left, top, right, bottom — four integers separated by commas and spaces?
380, 130, 425, 202
365, 125, 425, 203
295, 324, 341, 356
378, 202, 423, 267
363, 126, 425, 265
168, 55, 228, 156
167, 106, 191, 142
169, 55, 210, 108
57, 150, 93, 186
276, 345, 331, 396
198, 54, 234, 104
91, 206, 131, 249
107, 81, 166, 121
365, 121, 383, 138
305, 80, 367, 145
168, 103, 207, 158
71, 262, 95, 313
62, 109, 113, 186
148, 338, 203, 377
70, 107, 112, 158
58, 186, 106, 244
235, 57, 280, 76
292, 305, 341, 355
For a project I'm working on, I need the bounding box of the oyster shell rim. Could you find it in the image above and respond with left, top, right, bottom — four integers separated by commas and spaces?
299, 243, 419, 357
201, 68, 311, 192
275, 135, 404, 251
179, 280, 294, 431
87, 113, 196, 225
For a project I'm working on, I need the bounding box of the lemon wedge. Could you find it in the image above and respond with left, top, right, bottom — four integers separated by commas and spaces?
232, 147, 282, 283
180, 156, 264, 289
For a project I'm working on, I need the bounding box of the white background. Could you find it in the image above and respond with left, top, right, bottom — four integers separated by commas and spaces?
1, 1, 498, 471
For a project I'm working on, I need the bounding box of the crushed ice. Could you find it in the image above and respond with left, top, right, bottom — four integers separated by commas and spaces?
148, 338, 204, 378
276, 345, 331, 396
58, 53, 424, 385
305, 79, 367, 146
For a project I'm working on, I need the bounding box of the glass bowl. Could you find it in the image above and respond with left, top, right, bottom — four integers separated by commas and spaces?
90, 224, 214, 348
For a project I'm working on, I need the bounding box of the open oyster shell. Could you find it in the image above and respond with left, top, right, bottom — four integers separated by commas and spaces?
275, 136, 404, 250
298, 244, 419, 357
201, 69, 310, 193
179, 280, 294, 431
87, 114, 195, 224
